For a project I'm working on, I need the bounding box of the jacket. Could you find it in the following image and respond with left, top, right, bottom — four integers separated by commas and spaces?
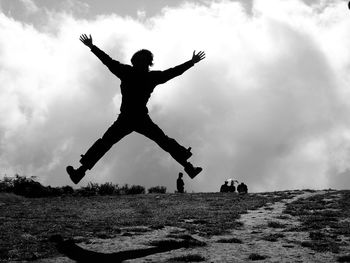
90, 45, 195, 115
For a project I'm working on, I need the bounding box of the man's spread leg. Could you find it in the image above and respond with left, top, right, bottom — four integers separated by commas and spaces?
135, 115, 202, 178
67, 115, 132, 184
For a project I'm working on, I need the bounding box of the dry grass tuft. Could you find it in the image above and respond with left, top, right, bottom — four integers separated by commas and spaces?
168, 253, 206, 262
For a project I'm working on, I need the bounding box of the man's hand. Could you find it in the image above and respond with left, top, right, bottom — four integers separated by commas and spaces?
192, 50, 205, 64
79, 34, 93, 48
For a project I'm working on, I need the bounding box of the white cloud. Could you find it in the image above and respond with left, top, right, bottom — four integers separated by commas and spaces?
0, 0, 350, 192
61, 0, 89, 14
19, 0, 39, 14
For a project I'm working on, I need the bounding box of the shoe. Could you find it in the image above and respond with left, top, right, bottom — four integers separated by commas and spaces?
66, 166, 85, 184
184, 163, 202, 179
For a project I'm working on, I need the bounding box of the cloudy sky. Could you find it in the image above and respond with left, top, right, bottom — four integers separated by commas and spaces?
1, 0, 350, 192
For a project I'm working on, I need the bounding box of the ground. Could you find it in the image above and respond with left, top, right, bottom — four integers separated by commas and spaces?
1, 189, 349, 262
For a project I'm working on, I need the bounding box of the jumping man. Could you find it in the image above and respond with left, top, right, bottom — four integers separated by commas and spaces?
66, 34, 205, 184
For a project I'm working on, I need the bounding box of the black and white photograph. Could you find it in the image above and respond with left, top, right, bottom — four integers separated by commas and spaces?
0, 0, 350, 262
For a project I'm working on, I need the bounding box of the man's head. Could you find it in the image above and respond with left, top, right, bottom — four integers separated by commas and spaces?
131, 49, 153, 70
179, 172, 183, 178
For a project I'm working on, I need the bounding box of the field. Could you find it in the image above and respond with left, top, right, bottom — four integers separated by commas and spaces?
1, 190, 350, 262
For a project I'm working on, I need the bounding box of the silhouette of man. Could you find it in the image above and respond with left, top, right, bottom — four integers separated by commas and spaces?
242, 182, 248, 194
177, 172, 185, 193
228, 181, 236, 193
220, 181, 229, 193
67, 34, 205, 184
237, 183, 243, 194
237, 182, 248, 194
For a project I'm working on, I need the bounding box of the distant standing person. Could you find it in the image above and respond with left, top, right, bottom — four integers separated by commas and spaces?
237, 182, 248, 194
177, 172, 185, 193
228, 181, 236, 193
237, 183, 243, 194
66, 34, 205, 184
220, 181, 229, 193
242, 182, 248, 193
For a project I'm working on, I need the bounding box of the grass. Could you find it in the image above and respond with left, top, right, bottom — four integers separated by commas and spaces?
169, 254, 206, 262
0, 191, 289, 261
248, 253, 268, 260
216, 237, 243, 244
338, 255, 350, 262
262, 233, 285, 242
284, 190, 350, 254
2, 190, 348, 261
267, 221, 286, 228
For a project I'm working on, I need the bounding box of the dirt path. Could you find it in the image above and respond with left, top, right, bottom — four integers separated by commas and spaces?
208, 190, 336, 262
34, 190, 344, 262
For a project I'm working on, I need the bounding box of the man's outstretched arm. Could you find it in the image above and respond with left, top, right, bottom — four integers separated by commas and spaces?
156, 50, 206, 84
80, 34, 123, 74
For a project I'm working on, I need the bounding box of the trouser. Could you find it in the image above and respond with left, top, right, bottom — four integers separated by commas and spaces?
80, 114, 189, 170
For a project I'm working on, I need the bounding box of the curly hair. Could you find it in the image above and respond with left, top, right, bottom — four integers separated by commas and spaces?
131, 49, 154, 67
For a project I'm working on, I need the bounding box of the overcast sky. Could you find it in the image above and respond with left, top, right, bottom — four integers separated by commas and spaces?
0, 0, 350, 192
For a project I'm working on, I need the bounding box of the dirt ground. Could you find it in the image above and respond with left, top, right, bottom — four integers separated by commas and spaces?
25, 190, 350, 263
